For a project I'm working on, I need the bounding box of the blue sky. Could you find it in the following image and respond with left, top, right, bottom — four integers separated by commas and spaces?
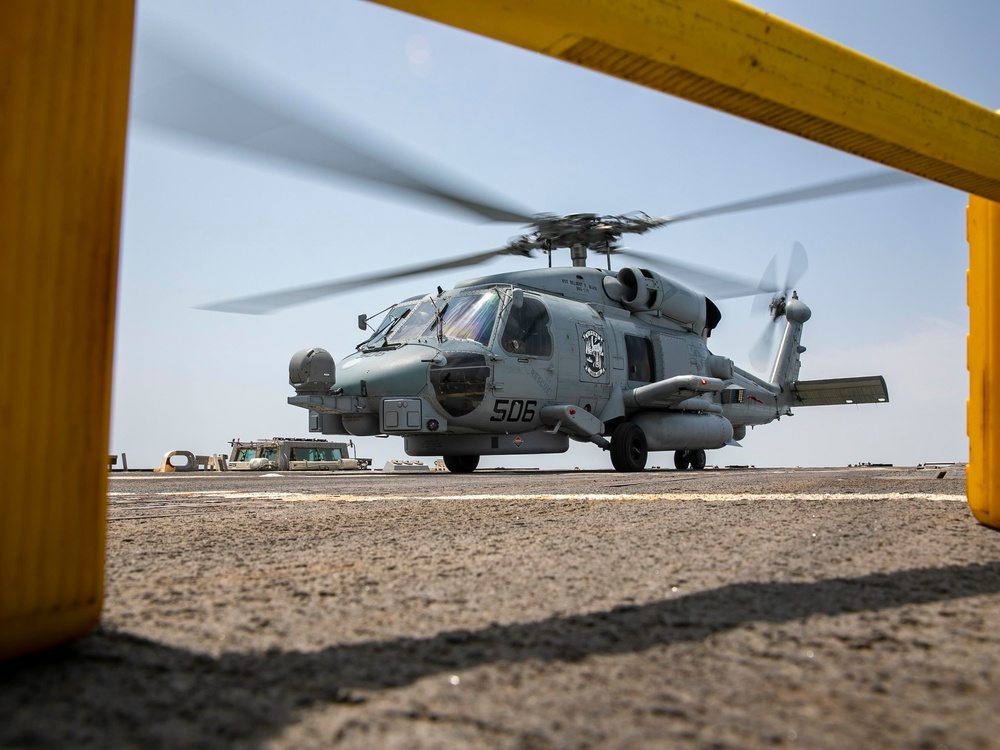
117, 0, 998, 470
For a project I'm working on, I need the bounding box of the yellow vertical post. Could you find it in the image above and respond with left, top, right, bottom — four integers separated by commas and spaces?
0, 2, 135, 658
967, 195, 1000, 529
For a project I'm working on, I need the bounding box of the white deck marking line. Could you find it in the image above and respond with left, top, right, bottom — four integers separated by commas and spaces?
110, 491, 966, 503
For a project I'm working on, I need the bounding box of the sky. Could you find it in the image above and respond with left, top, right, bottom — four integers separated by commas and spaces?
116, 0, 999, 470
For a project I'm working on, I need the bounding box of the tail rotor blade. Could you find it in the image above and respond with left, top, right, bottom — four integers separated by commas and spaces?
751, 254, 780, 317
785, 241, 809, 290
749, 321, 779, 373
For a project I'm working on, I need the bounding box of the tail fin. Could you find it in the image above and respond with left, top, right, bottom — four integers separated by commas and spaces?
768, 296, 891, 410
769, 295, 812, 387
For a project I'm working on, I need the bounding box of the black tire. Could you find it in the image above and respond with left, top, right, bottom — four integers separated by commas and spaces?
443, 454, 479, 473
690, 449, 707, 471
611, 422, 648, 472
674, 450, 691, 471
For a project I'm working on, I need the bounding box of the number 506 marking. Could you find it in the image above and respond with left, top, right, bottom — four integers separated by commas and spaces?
490, 398, 537, 422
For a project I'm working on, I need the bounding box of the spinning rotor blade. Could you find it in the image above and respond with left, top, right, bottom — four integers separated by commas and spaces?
136, 39, 922, 317
751, 253, 780, 317
132, 41, 534, 224
615, 239, 807, 302
659, 170, 921, 226
748, 242, 810, 371
785, 241, 809, 289
616, 249, 770, 300
749, 323, 779, 373
751, 240, 809, 313
200, 248, 507, 314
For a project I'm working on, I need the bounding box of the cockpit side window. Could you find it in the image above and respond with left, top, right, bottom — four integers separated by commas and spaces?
501, 297, 552, 357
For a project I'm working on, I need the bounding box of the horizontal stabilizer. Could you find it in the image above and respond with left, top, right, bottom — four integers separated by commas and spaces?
790, 376, 889, 406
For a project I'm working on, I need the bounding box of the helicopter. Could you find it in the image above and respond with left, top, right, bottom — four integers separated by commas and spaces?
278, 229, 888, 473
133, 38, 898, 472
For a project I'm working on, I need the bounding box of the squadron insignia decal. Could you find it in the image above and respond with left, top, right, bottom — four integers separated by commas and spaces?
582, 329, 606, 378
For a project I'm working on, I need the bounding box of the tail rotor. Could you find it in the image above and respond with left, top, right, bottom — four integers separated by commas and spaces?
749, 242, 808, 371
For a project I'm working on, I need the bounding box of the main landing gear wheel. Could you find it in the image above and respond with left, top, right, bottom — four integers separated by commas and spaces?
674, 449, 707, 471
443, 454, 480, 473
611, 422, 648, 472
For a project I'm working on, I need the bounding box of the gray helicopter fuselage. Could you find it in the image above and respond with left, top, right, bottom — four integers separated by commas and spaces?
288, 266, 787, 461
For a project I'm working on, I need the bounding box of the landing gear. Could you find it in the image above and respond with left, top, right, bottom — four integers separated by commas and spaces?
443, 454, 480, 473
674, 449, 707, 471
611, 422, 648, 472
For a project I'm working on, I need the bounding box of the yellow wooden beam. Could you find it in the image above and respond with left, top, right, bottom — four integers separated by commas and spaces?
0, 1, 135, 658
371, 0, 1000, 201
967, 196, 1000, 528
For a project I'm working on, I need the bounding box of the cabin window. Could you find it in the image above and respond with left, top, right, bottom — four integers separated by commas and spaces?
501, 297, 552, 357
625, 335, 654, 382
236, 447, 276, 461
290, 446, 343, 461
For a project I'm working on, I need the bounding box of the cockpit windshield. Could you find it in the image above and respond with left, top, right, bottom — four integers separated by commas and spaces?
362, 290, 501, 349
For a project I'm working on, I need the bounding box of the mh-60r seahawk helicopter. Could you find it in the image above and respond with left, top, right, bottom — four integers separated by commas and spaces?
278, 222, 887, 473
135, 39, 899, 472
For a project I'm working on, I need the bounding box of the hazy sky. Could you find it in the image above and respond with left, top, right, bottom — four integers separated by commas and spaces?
117, 0, 998, 470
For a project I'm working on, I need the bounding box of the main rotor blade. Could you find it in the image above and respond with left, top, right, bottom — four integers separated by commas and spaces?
616, 249, 776, 300
132, 40, 534, 224
660, 170, 922, 225
199, 248, 506, 314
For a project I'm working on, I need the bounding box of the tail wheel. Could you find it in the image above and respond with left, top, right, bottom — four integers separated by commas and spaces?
443, 454, 479, 473
611, 422, 648, 472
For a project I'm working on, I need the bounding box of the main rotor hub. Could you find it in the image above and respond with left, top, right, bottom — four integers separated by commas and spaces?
502, 212, 667, 261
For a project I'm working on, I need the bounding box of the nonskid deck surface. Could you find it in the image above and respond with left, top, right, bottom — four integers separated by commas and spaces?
6, 465, 998, 750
